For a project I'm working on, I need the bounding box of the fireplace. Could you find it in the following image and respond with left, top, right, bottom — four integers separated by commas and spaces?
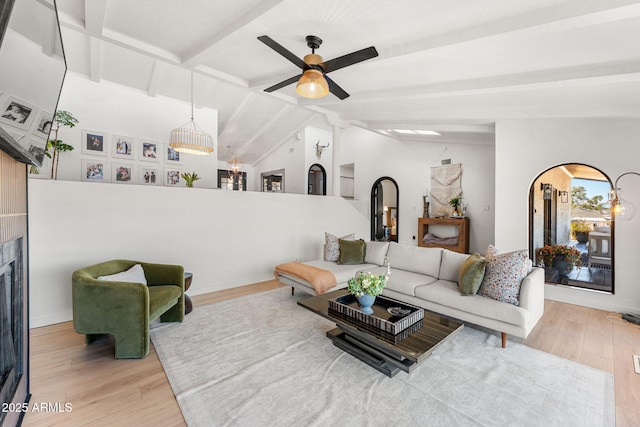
0, 237, 24, 420
0, 0, 66, 423
0, 151, 31, 426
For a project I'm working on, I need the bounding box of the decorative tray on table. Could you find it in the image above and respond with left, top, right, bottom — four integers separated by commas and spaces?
328, 293, 424, 336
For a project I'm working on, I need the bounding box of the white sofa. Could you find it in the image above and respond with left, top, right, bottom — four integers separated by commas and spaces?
276, 241, 545, 347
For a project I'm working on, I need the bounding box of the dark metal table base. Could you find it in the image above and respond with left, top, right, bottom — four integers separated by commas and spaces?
327, 328, 408, 377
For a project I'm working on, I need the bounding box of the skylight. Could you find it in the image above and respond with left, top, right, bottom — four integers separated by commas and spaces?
390, 129, 441, 136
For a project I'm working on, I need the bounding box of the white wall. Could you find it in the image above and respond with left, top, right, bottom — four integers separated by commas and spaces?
28, 179, 369, 327
339, 126, 496, 252
496, 118, 640, 313
41, 72, 219, 187
251, 126, 333, 194
304, 126, 333, 193
252, 133, 304, 193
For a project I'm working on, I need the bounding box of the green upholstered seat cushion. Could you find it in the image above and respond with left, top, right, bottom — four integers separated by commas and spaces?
337, 239, 366, 265
458, 253, 487, 295
97, 263, 147, 285
148, 285, 182, 320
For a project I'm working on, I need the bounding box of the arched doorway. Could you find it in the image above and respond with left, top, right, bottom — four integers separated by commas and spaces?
307, 164, 326, 195
371, 177, 399, 242
529, 163, 614, 293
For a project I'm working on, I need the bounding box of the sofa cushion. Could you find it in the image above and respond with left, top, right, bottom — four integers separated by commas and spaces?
337, 239, 366, 265
439, 249, 470, 282
386, 242, 443, 277
458, 253, 486, 295
324, 232, 355, 262
415, 280, 528, 326
365, 241, 389, 265
97, 263, 147, 285
478, 248, 529, 306
364, 266, 438, 296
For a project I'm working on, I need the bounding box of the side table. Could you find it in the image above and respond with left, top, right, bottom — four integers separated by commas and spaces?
184, 272, 193, 314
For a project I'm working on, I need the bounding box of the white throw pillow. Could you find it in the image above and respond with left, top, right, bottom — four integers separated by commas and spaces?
478, 247, 528, 305
97, 263, 147, 285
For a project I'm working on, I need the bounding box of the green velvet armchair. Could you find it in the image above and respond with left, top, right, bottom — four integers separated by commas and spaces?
72, 259, 185, 359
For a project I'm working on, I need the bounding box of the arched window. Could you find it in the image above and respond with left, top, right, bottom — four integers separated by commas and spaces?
529, 163, 614, 293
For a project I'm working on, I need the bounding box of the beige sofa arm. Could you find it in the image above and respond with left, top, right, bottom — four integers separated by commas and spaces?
518, 267, 545, 324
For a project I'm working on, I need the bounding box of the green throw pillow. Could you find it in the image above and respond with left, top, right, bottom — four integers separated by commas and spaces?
337, 239, 366, 265
458, 253, 487, 295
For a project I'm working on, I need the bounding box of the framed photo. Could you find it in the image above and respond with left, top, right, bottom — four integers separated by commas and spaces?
139, 166, 160, 186
164, 168, 181, 186
113, 163, 135, 184
81, 158, 110, 183
35, 111, 54, 138
140, 139, 160, 162
165, 144, 181, 164
81, 130, 109, 156
27, 138, 46, 166
0, 96, 38, 130
112, 135, 136, 159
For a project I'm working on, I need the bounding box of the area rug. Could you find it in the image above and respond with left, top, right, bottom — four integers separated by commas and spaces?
150, 287, 614, 426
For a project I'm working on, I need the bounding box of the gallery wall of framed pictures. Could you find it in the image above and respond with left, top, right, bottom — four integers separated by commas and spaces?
80, 130, 183, 186
0, 91, 52, 168
37, 73, 220, 187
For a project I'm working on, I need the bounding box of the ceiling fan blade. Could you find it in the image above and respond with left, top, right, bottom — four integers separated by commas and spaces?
321, 46, 378, 74
258, 35, 306, 69
263, 74, 302, 92
325, 75, 350, 100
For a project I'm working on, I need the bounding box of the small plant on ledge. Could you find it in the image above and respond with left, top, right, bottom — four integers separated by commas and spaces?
449, 197, 462, 216
535, 244, 583, 268
181, 171, 200, 188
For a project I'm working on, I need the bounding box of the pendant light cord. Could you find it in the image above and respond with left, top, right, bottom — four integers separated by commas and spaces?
190, 71, 194, 121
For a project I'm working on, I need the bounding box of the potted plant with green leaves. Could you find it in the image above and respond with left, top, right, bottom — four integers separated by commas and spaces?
45, 110, 78, 180
181, 171, 201, 188
535, 244, 583, 276
347, 272, 387, 315
449, 197, 462, 216
571, 221, 591, 244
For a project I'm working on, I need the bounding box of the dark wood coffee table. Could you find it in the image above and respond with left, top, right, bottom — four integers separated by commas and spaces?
298, 289, 463, 377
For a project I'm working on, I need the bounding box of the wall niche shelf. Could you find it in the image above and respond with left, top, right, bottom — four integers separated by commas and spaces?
417, 217, 469, 253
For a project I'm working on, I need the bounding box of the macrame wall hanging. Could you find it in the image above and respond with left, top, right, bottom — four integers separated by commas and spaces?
430, 163, 462, 217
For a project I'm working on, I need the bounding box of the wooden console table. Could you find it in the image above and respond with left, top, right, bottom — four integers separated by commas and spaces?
417, 217, 469, 253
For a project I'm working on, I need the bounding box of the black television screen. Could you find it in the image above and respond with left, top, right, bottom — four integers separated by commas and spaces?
0, 0, 66, 166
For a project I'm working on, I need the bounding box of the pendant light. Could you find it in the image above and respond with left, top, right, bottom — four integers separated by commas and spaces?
227, 146, 244, 177
609, 172, 640, 221
169, 71, 214, 155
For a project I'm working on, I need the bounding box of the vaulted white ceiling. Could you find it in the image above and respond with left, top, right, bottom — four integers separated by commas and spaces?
55, 0, 640, 164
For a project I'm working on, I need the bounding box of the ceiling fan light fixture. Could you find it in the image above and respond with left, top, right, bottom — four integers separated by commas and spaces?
296, 69, 329, 99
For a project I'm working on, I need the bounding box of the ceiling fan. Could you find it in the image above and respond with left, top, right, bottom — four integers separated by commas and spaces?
257, 35, 378, 100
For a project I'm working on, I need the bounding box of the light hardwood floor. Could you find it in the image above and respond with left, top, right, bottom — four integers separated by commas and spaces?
21, 280, 640, 426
